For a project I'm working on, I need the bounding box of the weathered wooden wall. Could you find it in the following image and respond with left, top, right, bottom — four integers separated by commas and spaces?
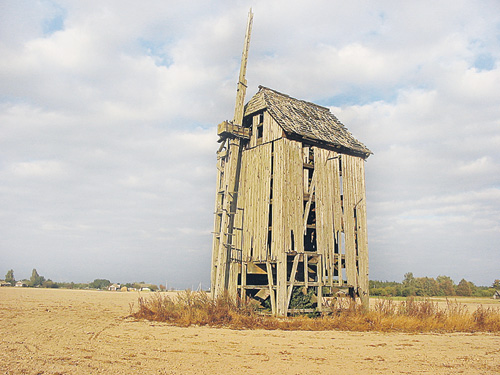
314, 148, 342, 288
212, 109, 369, 314
238, 143, 272, 262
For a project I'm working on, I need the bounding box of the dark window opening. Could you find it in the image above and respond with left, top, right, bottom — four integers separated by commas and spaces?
304, 227, 317, 252
243, 115, 252, 128
257, 124, 263, 139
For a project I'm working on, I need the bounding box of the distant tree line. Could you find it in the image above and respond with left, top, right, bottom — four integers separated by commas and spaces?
370, 272, 499, 297
4, 268, 498, 297
2, 268, 51, 288
1, 269, 159, 291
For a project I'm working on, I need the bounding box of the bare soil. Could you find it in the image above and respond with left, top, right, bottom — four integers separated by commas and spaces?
1, 287, 500, 374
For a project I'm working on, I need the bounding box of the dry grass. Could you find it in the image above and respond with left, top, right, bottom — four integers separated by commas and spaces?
131, 291, 500, 333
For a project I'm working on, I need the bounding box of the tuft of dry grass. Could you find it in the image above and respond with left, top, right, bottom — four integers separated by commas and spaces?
131, 292, 500, 333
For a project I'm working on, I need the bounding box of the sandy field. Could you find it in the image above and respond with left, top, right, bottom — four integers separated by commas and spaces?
1, 288, 500, 374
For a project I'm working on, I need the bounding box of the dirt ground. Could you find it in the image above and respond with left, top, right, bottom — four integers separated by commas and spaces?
1, 288, 500, 374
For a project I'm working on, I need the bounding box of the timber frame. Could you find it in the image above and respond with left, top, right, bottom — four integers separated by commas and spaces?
211, 12, 371, 316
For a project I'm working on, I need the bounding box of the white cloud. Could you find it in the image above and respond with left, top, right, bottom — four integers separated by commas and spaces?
0, 0, 499, 287
9, 160, 66, 178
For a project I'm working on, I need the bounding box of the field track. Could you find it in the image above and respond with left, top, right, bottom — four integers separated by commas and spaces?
1, 288, 500, 374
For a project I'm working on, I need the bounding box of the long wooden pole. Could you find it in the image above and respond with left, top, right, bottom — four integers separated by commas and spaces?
233, 9, 253, 126
213, 9, 253, 298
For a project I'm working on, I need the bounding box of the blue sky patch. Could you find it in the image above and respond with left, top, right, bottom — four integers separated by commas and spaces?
138, 38, 173, 67
42, 1, 66, 36
474, 53, 496, 71
316, 87, 399, 107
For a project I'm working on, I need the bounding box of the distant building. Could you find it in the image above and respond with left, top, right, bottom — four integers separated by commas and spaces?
494, 290, 500, 299
107, 283, 121, 291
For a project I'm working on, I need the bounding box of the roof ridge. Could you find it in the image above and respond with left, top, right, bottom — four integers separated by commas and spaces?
258, 85, 329, 111
247, 86, 372, 158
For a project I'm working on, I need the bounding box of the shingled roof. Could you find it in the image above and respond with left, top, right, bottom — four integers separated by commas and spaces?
244, 86, 372, 158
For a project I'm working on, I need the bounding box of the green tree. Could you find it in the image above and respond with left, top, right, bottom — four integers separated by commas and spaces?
456, 278, 472, 296
42, 279, 59, 288
467, 280, 478, 295
414, 277, 439, 296
89, 279, 111, 289
492, 279, 500, 289
5, 269, 15, 286
402, 272, 416, 296
29, 269, 45, 287
403, 272, 415, 286
436, 275, 455, 296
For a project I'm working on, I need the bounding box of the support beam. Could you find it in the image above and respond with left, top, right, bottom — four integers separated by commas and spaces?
266, 261, 276, 315
303, 172, 317, 234
286, 254, 301, 313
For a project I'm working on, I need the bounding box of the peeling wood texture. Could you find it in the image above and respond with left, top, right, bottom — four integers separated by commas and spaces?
212, 86, 371, 315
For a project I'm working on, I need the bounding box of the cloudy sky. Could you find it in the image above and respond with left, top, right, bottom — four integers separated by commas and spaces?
1, 1, 499, 288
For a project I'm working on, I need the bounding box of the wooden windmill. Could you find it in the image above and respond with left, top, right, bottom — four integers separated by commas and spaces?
211, 11, 372, 316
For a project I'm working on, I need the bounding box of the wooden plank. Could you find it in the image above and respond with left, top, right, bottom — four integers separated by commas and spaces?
239, 143, 272, 262
246, 262, 267, 274
240, 262, 247, 300
271, 139, 284, 261
286, 254, 301, 313
290, 140, 304, 254
331, 151, 343, 287
210, 144, 226, 293
261, 143, 272, 260
266, 261, 276, 315
277, 250, 287, 315
264, 112, 283, 143
353, 157, 369, 308
228, 261, 239, 298
217, 121, 250, 139
232, 9, 253, 127
342, 154, 358, 289
303, 171, 316, 234
317, 254, 323, 312
272, 138, 284, 314
314, 148, 337, 290
272, 138, 293, 315
304, 254, 309, 288
303, 145, 310, 195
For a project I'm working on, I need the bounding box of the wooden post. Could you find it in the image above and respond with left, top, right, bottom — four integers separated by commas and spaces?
304, 254, 309, 289
212, 10, 253, 299
233, 9, 253, 127
286, 254, 301, 313
317, 254, 323, 312
266, 261, 276, 315
240, 262, 247, 300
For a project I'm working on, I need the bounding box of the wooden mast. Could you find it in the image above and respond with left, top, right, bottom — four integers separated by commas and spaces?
233, 9, 253, 126
212, 9, 253, 299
